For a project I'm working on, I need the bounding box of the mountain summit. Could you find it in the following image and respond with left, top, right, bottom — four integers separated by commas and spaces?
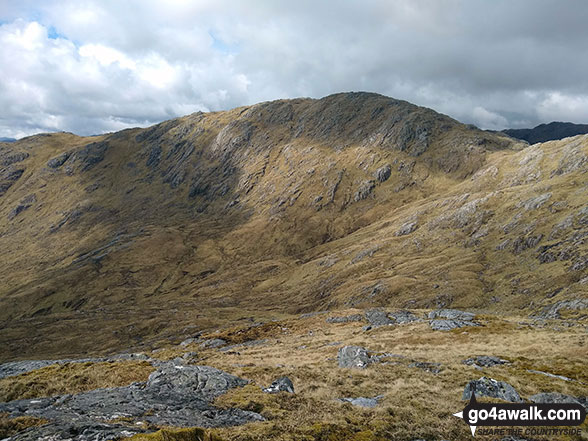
0, 92, 586, 360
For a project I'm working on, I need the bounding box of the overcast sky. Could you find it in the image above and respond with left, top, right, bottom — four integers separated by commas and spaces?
1, 0, 588, 138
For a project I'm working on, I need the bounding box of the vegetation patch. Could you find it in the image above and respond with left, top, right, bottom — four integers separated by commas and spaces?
0, 360, 154, 402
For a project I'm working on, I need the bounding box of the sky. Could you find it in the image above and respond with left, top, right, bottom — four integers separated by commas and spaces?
1, 0, 588, 139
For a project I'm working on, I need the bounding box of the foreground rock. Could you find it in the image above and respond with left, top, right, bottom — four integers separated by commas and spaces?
463, 377, 522, 402
0, 363, 263, 440
338, 346, 371, 369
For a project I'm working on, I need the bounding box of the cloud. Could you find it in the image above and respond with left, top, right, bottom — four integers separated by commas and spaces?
1, 0, 588, 138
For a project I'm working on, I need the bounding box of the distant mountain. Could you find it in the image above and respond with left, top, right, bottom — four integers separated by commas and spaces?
0, 137, 16, 143
503, 121, 588, 144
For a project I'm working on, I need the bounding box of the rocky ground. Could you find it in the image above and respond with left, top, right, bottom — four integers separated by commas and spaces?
1, 308, 586, 440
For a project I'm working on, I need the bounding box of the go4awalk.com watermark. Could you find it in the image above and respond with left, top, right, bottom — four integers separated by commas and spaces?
453, 392, 586, 437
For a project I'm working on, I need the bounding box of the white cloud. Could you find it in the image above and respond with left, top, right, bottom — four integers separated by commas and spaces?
1, 1, 588, 138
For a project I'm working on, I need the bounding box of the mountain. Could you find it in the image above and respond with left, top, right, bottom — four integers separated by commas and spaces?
0, 92, 587, 361
503, 121, 588, 144
0, 137, 16, 143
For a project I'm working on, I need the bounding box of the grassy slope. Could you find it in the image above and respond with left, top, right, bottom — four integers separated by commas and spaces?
0, 93, 586, 361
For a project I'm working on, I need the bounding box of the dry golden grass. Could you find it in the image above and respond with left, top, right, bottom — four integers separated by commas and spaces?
0, 413, 48, 439
144, 311, 587, 441
0, 360, 154, 402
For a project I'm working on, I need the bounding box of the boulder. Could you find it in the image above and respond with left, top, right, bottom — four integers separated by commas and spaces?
530, 392, 586, 410
365, 309, 394, 327
338, 345, 371, 369
374, 164, 391, 182
388, 310, 419, 324
340, 395, 383, 408
263, 376, 295, 394
463, 377, 522, 402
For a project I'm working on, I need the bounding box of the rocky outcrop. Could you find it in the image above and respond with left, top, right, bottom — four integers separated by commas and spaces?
0, 362, 263, 440
462, 377, 522, 402
462, 355, 509, 368
338, 346, 371, 369
429, 309, 479, 331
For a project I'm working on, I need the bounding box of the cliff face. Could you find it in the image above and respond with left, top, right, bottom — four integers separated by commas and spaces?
0, 92, 586, 360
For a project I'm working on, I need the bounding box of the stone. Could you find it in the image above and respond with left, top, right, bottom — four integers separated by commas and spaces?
374, 164, 391, 182
47, 152, 71, 168
428, 309, 475, 321
199, 338, 227, 349
430, 319, 475, 331
326, 314, 364, 324
263, 376, 294, 394
462, 377, 522, 402
0, 362, 263, 440
462, 356, 509, 367
338, 345, 371, 369
529, 392, 585, 409
388, 310, 419, 324
365, 308, 394, 327
7, 194, 36, 220
518, 193, 552, 211
354, 180, 376, 202
394, 221, 418, 236
1, 152, 28, 166
339, 395, 383, 408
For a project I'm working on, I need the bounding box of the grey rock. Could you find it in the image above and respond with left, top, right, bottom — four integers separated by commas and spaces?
463, 356, 509, 367
387, 310, 420, 324
338, 345, 371, 369
394, 221, 418, 236
463, 377, 522, 402
527, 370, 572, 382
1, 151, 29, 166
200, 338, 227, 349
146, 144, 162, 168
350, 246, 379, 264
530, 392, 586, 410
365, 308, 394, 327
409, 361, 442, 374
0, 167, 25, 197
518, 193, 552, 211
354, 180, 376, 202
263, 376, 294, 394
326, 314, 364, 324
0, 363, 263, 440
374, 164, 391, 182
512, 234, 543, 254
8, 194, 36, 220
428, 309, 475, 321
339, 395, 383, 408
430, 319, 477, 331
47, 152, 71, 168
535, 299, 588, 319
